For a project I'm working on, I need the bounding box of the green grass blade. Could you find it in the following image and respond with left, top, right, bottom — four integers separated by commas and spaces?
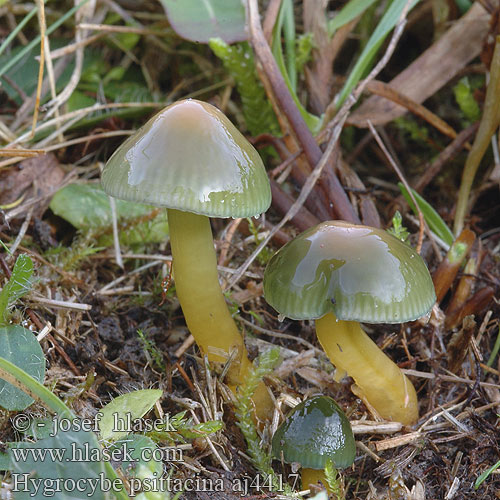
398, 182, 454, 246
328, 0, 378, 36
474, 459, 500, 489
0, 0, 90, 80
485, 326, 500, 369
335, 0, 420, 108
271, 0, 321, 133
282, 0, 297, 92
0, 8, 38, 58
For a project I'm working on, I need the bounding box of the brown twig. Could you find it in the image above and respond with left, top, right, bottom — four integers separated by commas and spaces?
246, 0, 360, 223
413, 122, 479, 193
357, 80, 471, 147
31, 0, 46, 139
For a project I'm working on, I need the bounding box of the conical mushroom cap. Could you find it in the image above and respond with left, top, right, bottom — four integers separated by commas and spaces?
264, 221, 436, 323
272, 396, 355, 469
101, 99, 271, 218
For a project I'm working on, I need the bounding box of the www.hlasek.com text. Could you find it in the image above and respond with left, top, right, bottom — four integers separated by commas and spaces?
10, 441, 183, 464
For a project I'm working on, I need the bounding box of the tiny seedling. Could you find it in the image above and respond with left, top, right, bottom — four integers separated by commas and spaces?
387, 210, 409, 242
137, 329, 165, 372
474, 459, 500, 490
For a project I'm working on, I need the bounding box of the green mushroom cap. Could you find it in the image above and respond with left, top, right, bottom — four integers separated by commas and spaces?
264, 221, 436, 323
272, 396, 355, 470
101, 99, 271, 218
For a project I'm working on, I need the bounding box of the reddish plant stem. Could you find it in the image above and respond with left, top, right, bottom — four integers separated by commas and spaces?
432, 228, 476, 303
270, 179, 320, 231
446, 287, 495, 331
246, 0, 360, 224
445, 241, 483, 329
253, 133, 332, 220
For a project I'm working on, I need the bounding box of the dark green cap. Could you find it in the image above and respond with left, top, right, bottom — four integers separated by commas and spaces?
272, 396, 355, 469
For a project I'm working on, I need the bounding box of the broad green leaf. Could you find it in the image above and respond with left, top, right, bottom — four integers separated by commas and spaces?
0, 358, 129, 500
50, 184, 149, 229
161, 0, 247, 43
0, 451, 10, 470
49, 183, 169, 246
328, 0, 378, 36
398, 182, 454, 246
8, 428, 112, 500
0, 326, 45, 411
98, 389, 163, 441
335, 0, 420, 108
0, 254, 34, 326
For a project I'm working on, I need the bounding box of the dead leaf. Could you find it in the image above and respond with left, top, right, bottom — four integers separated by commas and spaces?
447, 315, 476, 373
349, 2, 490, 127
0, 153, 65, 216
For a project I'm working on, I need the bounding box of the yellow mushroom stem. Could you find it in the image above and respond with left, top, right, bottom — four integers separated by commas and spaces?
301, 468, 331, 494
168, 209, 271, 418
315, 312, 418, 425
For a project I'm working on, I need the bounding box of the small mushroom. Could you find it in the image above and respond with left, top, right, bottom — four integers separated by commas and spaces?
264, 221, 436, 425
101, 99, 271, 408
272, 396, 355, 491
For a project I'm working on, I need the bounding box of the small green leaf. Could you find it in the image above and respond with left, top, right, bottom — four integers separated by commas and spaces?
98, 389, 162, 441
296, 33, 314, 73
454, 77, 481, 122
161, 0, 247, 43
387, 210, 409, 242
0, 326, 45, 411
398, 182, 454, 246
0, 254, 34, 325
178, 420, 223, 439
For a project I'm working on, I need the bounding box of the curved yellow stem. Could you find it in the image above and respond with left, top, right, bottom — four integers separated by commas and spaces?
315, 313, 418, 425
168, 209, 271, 418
